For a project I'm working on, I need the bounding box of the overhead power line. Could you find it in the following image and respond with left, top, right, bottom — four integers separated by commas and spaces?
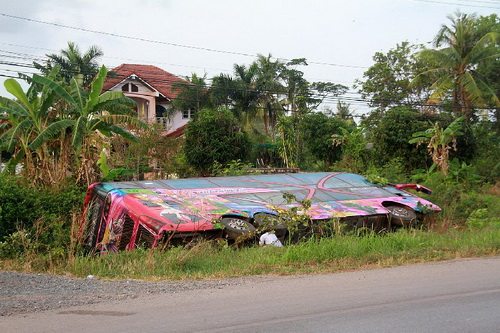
455, 0, 500, 5
0, 42, 360, 87
1, 46, 497, 112
0, 49, 359, 91
0, 57, 362, 99
0, 42, 235, 74
412, 0, 500, 8
0, 57, 482, 110
0, 12, 368, 70
3, 62, 498, 112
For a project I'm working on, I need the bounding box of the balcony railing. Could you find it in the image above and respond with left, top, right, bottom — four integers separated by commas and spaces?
155, 117, 170, 129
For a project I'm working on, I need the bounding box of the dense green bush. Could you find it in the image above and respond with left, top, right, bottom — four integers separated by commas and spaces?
184, 107, 251, 176
371, 107, 434, 170
471, 122, 500, 182
0, 175, 85, 241
413, 171, 500, 225
301, 113, 348, 169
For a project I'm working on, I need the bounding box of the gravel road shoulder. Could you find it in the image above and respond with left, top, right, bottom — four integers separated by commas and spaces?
0, 271, 270, 316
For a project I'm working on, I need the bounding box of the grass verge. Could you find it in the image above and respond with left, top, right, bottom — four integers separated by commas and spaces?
2, 227, 499, 280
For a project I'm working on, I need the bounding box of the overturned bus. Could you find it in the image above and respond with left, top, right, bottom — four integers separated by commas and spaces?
80, 172, 440, 253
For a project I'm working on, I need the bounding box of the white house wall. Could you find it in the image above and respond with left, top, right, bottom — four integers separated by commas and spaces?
109, 78, 189, 134
168, 108, 190, 132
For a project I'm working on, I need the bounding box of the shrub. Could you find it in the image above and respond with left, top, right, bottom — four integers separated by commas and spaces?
371, 107, 434, 170
414, 170, 500, 226
471, 122, 500, 182
0, 175, 85, 242
301, 113, 347, 169
184, 107, 251, 176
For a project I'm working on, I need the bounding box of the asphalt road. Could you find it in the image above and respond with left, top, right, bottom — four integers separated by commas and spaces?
2, 257, 500, 332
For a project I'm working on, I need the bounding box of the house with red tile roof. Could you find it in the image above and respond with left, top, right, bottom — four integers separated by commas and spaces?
102, 64, 191, 135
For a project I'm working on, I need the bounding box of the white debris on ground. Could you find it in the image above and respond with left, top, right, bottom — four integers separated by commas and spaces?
259, 232, 283, 247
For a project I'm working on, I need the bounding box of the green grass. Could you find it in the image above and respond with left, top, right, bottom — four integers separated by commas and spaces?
15, 227, 494, 280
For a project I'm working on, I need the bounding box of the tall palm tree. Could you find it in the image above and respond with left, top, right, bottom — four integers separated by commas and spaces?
211, 63, 261, 129
33, 41, 103, 88
254, 54, 286, 136
418, 12, 500, 122
336, 101, 355, 124
171, 73, 212, 116
280, 58, 309, 116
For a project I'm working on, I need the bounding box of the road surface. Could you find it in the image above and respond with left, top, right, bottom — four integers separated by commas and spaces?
1, 257, 499, 332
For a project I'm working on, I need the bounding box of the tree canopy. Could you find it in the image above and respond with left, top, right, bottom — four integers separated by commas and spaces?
183, 107, 251, 176
416, 12, 500, 122
33, 41, 103, 88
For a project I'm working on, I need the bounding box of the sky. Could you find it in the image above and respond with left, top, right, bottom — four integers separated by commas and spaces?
0, 0, 498, 115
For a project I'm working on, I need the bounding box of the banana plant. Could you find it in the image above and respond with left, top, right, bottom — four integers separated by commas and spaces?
1, 65, 146, 185
409, 116, 464, 175
30, 65, 145, 153
0, 67, 63, 178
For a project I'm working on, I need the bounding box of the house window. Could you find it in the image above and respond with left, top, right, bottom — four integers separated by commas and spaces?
182, 109, 195, 119
121, 83, 139, 92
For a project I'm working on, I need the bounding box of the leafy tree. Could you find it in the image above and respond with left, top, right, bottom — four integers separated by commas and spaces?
108, 125, 185, 181
32, 65, 145, 184
183, 107, 251, 176
211, 55, 346, 138
470, 121, 500, 181
335, 101, 355, 124
0, 67, 70, 184
254, 54, 287, 136
276, 115, 300, 168
281, 58, 309, 116
171, 73, 213, 116
474, 14, 500, 132
356, 42, 431, 112
280, 58, 347, 116
371, 107, 435, 170
331, 127, 369, 173
301, 112, 347, 169
417, 12, 500, 122
210, 63, 261, 128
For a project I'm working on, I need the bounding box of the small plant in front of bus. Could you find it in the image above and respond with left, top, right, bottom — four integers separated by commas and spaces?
250, 193, 350, 245
211, 218, 224, 231
364, 172, 389, 186
97, 150, 135, 182
416, 201, 434, 215
212, 159, 254, 177
278, 193, 312, 242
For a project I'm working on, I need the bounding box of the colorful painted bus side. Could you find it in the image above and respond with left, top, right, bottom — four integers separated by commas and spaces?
81, 172, 440, 253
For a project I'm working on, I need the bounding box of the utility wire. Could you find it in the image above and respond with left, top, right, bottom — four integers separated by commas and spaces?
412, 0, 500, 8
0, 12, 368, 70
0, 43, 359, 86
0, 60, 482, 110
455, 0, 500, 5
0, 55, 361, 96
1, 55, 497, 111
4, 64, 496, 112
0, 57, 464, 106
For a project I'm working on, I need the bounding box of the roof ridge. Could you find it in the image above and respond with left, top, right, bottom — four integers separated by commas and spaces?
103, 63, 188, 99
